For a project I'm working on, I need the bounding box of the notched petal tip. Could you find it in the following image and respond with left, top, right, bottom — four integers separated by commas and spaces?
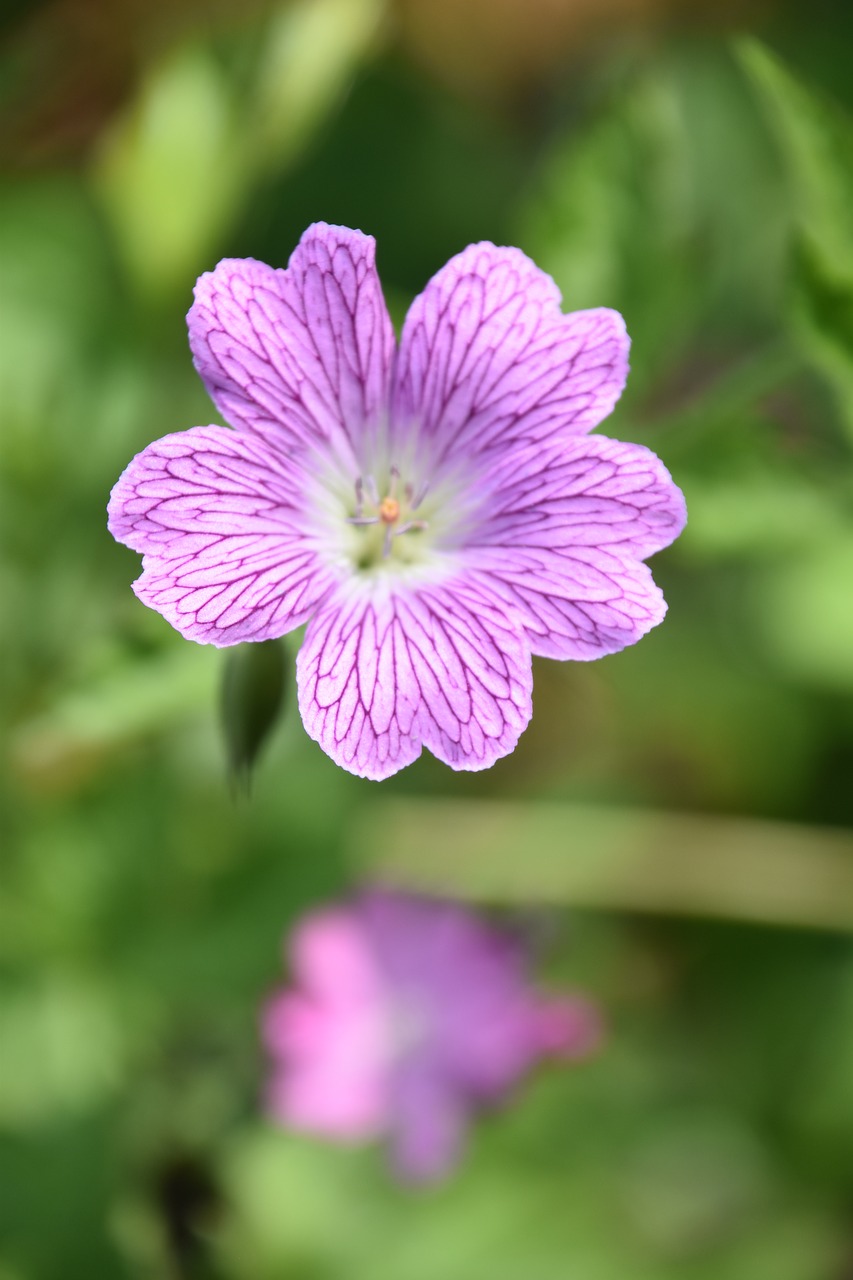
186, 223, 395, 455
393, 246, 634, 470
295, 580, 534, 781
294, 220, 379, 259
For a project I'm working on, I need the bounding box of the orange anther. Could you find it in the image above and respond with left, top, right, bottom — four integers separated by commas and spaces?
379, 496, 400, 524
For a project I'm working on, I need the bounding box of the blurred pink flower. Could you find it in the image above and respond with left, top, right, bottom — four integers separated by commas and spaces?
262, 891, 602, 1181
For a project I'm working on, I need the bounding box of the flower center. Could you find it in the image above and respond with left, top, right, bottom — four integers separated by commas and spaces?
346, 465, 429, 570
379, 496, 400, 524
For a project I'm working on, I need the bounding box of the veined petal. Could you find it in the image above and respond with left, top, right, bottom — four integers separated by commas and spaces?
188, 223, 395, 463
296, 577, 533, 780
392, 242, 628, 471
472, 545, 668, 661
108, 426, 340, 645
476, 434, 687, 560
463, 433, 685, 660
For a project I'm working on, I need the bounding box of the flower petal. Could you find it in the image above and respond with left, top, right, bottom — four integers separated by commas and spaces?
361, 893, 541, 1097
188, 223, 395, 462
477, 434, 687, 561
472, 545, 668, 661
263, 909, 391, 1142
392, 242, 628, 471
389, 1061, 466, 1182
463, 433, 685, 660
108, 426, 340, 645
296, 577, 532, 780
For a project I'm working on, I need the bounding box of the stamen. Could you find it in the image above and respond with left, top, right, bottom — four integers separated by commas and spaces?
347, 465, 430, 565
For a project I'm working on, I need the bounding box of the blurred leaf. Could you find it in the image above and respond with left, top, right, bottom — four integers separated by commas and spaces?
11, 645, 219, 789
789, 235, 853, 424
0, 178, 113, 475
737, 39, 853, 279
0, 1111, 127, 1278
619, 1111, 773, 1256
600, 613, 820, 816
92, 3, 384, 299
248, 0, 385, 172
217, 1113, 837, 1280
93, 43, 246, 298
677, 459, 844, 561
738, 38, 853, 432
755, 535, 853, 691
220, 640, 287, 789
523, 70, 695, 392
0, 976, 124, 1129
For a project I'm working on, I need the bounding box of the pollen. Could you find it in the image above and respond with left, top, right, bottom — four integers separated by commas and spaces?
379, 496, 400, 524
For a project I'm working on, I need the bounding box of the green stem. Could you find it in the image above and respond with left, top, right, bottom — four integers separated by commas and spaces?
349, 798, 853, 933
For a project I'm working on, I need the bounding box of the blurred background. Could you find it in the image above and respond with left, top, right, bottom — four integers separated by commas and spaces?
4, 0, 853, 1275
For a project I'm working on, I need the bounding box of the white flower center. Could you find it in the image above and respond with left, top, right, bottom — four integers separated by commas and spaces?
308, 442, 478, 579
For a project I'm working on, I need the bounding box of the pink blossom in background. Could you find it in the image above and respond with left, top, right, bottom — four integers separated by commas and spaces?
108, 223, 686, 779
262, 891, 602, 1182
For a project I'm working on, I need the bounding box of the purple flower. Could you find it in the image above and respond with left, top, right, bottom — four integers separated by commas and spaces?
262, 891, 602, 1181
108, 223, 686, 779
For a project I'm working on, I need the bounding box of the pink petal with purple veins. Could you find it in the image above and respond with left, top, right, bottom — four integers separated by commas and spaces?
296, 577, 533, 780
392, 242, 629, 471
463, 434, 686, 660
472, 544, 669, 661
188, 223, 396, 463
477, 434, 687, 560
108, 425, 341, 645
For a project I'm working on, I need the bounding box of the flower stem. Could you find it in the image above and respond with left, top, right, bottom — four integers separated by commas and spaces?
350, 798, 853, 933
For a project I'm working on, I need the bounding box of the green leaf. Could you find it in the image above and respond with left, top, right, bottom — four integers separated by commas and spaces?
737, 38, 853, 430
790, 233, 853, 418
91, 4, 383, 300
10, 645, 220, 787
247, 0, 385, 173
755, 534, 853, 691
736, 38, 853, 278
522, 71, 696, 392
92, 44, 246, 299
220, 640, 287, 789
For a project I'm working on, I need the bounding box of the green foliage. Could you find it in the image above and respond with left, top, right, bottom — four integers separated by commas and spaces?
4, 9, 853, 1280
738, 37, 853, 433
523, 68, 698, 393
